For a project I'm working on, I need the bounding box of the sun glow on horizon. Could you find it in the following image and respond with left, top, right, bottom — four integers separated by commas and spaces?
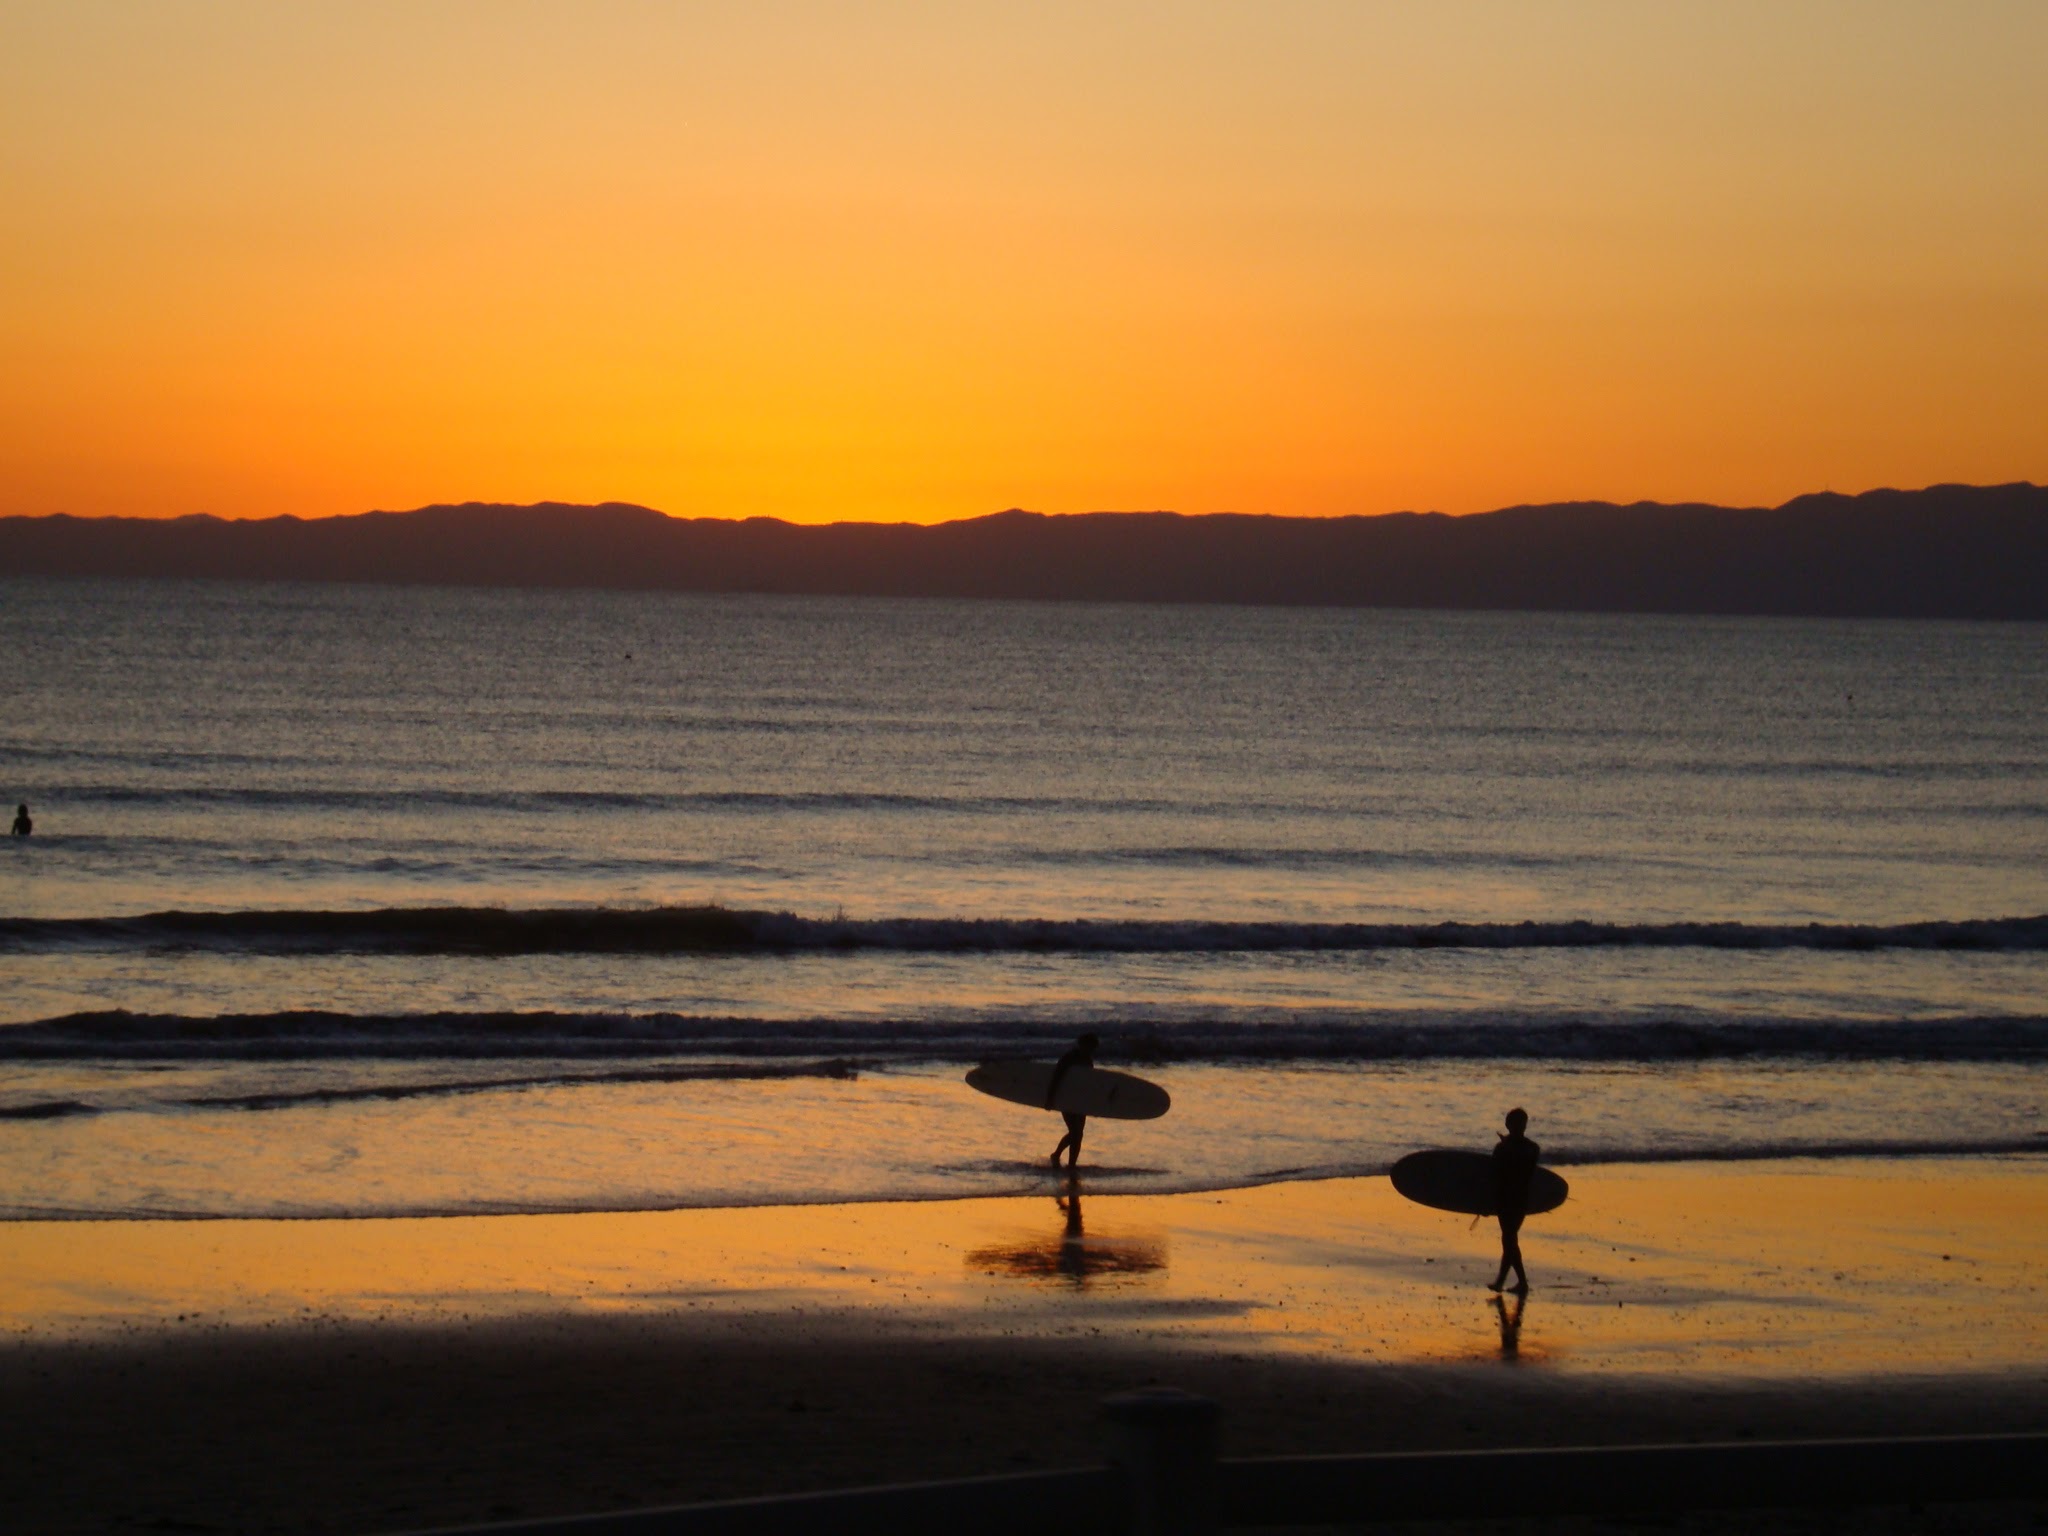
3, 3, 2044, 525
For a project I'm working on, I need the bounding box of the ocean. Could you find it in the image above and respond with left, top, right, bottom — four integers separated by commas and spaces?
3, 579, 2044, 1219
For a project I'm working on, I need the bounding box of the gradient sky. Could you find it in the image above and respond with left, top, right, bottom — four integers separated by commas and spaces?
4, 2, 2044, 523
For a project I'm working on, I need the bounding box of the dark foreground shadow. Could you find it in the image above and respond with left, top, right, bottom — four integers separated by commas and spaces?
965, 1187, 1167, 1287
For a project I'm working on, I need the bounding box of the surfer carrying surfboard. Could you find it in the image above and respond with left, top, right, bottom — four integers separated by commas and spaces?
1045, 1033, 1098, 1170
963, 1047, 1167, 1166
1489, 1107, 1539, 1294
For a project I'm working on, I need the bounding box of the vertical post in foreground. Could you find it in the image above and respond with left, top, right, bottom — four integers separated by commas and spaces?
1102, 1388, 1220, 1536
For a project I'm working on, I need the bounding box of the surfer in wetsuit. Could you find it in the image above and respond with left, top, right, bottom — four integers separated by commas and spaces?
1489, 1107, 1538, 1293
1046, 1032, 1099, 1171
9, 804, 29, 836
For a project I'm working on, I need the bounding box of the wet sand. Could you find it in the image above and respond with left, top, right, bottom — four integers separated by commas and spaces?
3, 1157, 2044, 1533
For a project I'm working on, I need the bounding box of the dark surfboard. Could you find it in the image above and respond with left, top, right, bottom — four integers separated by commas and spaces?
965, 1061, 1170, 1120
1390, 1148, 1568, 1216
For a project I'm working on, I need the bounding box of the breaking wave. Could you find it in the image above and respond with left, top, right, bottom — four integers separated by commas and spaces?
5, 905, 2045, 957
5, 1008, 2044, 1063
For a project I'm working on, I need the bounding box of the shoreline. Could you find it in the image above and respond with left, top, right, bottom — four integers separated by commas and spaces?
7, 1140, 2047, 1227
5, 1156, 2045, 1533
6, 1156, 2046, 1366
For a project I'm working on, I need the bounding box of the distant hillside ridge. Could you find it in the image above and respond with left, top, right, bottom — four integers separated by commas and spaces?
8, 482, 2045, 618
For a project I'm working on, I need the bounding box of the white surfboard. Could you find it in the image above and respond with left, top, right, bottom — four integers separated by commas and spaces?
965, 1060, 1170, 1120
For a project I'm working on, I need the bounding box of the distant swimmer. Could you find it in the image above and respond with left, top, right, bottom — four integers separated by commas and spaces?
1045, 1032, 1099, 1171
9, 804, 28, 837
1489, 1107, 1539, 1294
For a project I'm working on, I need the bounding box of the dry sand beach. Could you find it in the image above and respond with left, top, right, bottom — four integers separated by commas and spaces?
4, 1157, 2044, 1533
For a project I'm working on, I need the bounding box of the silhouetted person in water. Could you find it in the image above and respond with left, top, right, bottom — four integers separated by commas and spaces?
1046, 1032, 1098, 1170
1489, 1106, 1538, 1293
9, 804, 29, 837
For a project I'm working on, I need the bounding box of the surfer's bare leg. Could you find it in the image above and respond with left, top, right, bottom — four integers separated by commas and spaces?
1051, 1111, 1086, 1169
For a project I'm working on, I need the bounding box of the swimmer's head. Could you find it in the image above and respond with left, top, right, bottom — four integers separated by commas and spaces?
1505, 1107, 1529, 1134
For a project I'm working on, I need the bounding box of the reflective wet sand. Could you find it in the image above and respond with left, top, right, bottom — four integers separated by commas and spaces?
6, 1157, 2046, 1534
7, 1157, 2044, 1378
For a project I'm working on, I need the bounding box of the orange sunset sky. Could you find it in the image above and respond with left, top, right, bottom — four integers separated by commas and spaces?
4, 2, 2044, 525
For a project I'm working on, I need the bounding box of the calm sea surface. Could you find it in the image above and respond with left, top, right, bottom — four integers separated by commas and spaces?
3, 580, 2044, 1218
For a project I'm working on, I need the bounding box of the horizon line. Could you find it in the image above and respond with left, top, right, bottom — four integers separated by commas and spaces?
11, 478, 2044, 529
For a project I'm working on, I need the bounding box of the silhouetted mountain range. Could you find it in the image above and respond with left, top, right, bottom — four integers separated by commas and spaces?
9, 483, 2045, 618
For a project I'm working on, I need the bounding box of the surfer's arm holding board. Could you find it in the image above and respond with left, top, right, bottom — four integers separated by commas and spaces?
1043, 1034, 1098, 1110
1043, 1055, 1075, 1109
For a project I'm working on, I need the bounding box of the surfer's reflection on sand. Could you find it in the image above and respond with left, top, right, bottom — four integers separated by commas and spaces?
964, 1188, 1167, 1287
1490, 1291, 1526, 1361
